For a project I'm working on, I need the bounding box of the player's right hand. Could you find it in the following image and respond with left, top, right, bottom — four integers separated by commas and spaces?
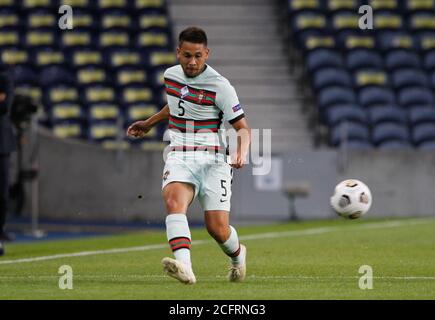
126, 121, 152, 138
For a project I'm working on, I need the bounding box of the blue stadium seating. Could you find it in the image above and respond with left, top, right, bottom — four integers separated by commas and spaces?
346, 49, 384, 71
330, 121, 370, 147
409, 107, 435, 126
318, 86, 357, 113
358, 87, 396, 108
398, 87, 435, 107
377, 140, 412, 150
392, 69, 429, 90
372, 123, 410, 146
306, 49, 343, 73
419, 141, 435, 150
385, 50, 421, 70
326, 104, 367, 127
0, 0, 173, 145
368, 106, 407, 125
424, 51, 435, 71
412, 123, 435, 146
312, 68, 352, 91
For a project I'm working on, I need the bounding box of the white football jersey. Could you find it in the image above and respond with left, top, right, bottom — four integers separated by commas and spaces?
164, 64, 245, 154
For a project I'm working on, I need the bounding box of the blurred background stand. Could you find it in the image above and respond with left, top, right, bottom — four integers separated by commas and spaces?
283, 182, 310, 221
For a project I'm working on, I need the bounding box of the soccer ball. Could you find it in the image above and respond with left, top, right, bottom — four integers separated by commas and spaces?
330, 179, 372, 219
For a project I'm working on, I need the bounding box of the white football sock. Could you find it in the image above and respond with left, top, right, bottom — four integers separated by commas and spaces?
165, 213, 192, 270
219, 225, 242, 265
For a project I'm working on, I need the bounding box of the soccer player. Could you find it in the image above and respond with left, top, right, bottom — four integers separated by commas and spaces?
127, 27, 251, 284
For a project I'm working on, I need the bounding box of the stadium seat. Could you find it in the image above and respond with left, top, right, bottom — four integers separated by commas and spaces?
373, 13, 403, 34
306, 49, 343, 73
312, 68, 352, 91
52, 121, 85, 139
105, 49, 143, 69
301, 35, 336, 52
82, 85, 117, 105
418, 140, 435, 150
87, 103, 120, 122
423, 51, 435, 71
344, 140, 373, 150
0, 10, 20, 30
337, 32, 375, 51
26, 9, 56, 29
288, 0, 322, 16
67, 50, 104, 69
99, 30, 130, 50
412, 123, 435, 145
402, 0, 435, 13
100, 9, 132, 31
346, 49, 384, 71
318, 86, 357, 112
32, 49, 65, 68
398, 87, 435, 107
12, 65, 38, 85
326, 104, 367, 127
290, 11, 328, 46
416, 32, 435, 54
119, 85, 154, 105
97, 0, 129, 10
115, 67, 147, 86
368, 106, 407, 125
146, 49, 176, 69
330, 121, 370, 147
358, 87, 396, 108
124, 103, 158, 124
76, 67, 110, 86
136, 12, 169, 32
409, 107, 435, 126
0, 30, 20, 49
391, 69, 429, 90
385, 50, 421, 70
408, 13, 435, 33
431, 71, 435, 91
58, 31, 95, 50
377, 31, 415, 53
49, 102, 85, 123
39, 66, 76, 87
44, 85, 80, 107
0, 48, 29, 66
377, 140, 413, 150
87, 121, 121, 142
135, 31, 171, 49
354, 70, 388, 89
372, 123, 410, 146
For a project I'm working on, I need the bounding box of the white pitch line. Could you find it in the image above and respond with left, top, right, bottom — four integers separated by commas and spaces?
0, 274, 434, 280
0, 218, 434, 266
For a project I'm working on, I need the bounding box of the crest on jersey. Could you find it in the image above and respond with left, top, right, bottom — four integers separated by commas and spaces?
163, 170, 170, 181
198, 90, 205, 103
181, 86, 189, 98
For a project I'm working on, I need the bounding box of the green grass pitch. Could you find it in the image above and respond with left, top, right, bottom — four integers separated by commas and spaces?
0, 217, 434, 300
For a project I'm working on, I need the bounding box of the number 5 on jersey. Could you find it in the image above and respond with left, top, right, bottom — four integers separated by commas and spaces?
178, 100, 185, 116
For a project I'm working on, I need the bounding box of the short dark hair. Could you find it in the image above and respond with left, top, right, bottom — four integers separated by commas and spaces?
178, 27, 208, 47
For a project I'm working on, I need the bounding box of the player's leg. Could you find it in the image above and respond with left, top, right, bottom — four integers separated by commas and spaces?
204, 210, 247, 282
161, 181, 197, 284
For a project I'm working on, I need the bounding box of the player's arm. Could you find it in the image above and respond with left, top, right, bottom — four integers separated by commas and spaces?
126, 104, 170, 138
230, 117, 251, 169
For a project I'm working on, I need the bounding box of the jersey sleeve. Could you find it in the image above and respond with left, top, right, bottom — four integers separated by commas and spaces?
215, 80, 245, 125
